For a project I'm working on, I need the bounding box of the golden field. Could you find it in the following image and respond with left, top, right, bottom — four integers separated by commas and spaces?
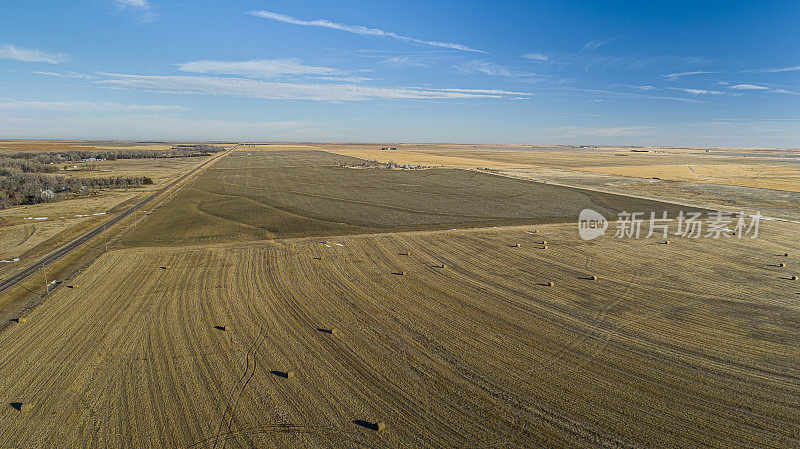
0, 142, 798, 448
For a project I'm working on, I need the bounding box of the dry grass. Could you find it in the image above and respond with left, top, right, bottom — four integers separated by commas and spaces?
0, 221, 797, 447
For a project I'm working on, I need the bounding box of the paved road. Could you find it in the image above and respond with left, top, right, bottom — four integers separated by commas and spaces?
0, 146, 235, 296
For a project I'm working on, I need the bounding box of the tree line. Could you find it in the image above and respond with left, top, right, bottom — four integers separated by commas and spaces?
0, 171, 153, 209
2, 144, 225, 166
0, 144, 223, 209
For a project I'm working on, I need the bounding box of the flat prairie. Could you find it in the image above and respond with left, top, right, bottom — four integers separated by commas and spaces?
121, 149, 706, 247
1, 143, 797, 448
0, 221, 798, 447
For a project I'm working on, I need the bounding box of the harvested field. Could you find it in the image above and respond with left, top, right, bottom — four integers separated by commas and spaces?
0, 222, 798, 447
122, 149, 706, 247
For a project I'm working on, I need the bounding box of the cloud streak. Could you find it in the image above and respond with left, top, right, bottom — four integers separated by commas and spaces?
0, 99, 185, 112
454, 60, 536, 79
660, 70, 718, 81
97, 73, 529, 101
177, 58, 343, 79
669, 87, 724, 95
741, 65, 800, 73
583, 38, 615, 51
247, 10, 486, 53
0, 44, 68, 64
113, 0, 149, 7
110, 0, 154, 22
521, 53, 548, 61
34, 71, 96, 79
729, 83, 769, 90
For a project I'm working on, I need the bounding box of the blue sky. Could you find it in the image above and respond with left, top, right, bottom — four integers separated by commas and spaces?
0, 0, 798, 146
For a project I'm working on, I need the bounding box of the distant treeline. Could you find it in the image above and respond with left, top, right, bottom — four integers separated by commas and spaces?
0, 171, 153, 209
0, 144, 222, 208
2, 144, 225, 168
0, 157, 59, 174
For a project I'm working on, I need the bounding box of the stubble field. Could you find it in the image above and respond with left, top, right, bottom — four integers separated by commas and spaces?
0, 144, 797, 448
0, 221, 798, 447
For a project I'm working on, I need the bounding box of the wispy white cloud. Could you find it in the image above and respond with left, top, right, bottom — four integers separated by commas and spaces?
769, 89, 800, 95
454, 60, 536, 78
561, 87, 705, 103
417, 87, 531, 96
0, 99, 185, 112
0, 44, 68, 64
247, 10, 486, 53
729, 83, 769, 90
583, 38, 615, 51
521, 53, 548, 61
177, 58, 343, 79
455, 60, 511, 76
34, 71, 96, 79
669, 87, 724, 95
96, 73, 529, 101
113, 0, 149, 7
660, 70, 718, 81
380, 56, 427, 67
110, 0, 154, 21
741, 65, 800, 73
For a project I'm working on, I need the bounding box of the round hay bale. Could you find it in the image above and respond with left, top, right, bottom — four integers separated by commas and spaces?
376, 421, 387, 432
286, 370, 296, 380
542, 245, 548, 250
17, 318, 27, 324
546, 281, 554, 287
541, 240, 547, 245
331, 328, 339, 336
511, 243, 519, 247
791, 276, 798, 281
665, 241, 671, 245
590, 275, 598, 281
19, 403, 32, 412
779, 263, 786, 267
783, 253, 789, 257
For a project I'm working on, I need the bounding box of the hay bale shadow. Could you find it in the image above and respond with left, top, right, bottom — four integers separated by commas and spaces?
392, 271, 405, 276
353, 420, 384, 431
9, 403, 25, 411
271, 370, 295, 379
213, 325, 226, 331
537, 282, 554, 287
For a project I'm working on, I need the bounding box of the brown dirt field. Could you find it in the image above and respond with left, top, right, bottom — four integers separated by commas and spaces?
121, 149, 708, 247
0, 221, 797, 447
319, 144, 800, 193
